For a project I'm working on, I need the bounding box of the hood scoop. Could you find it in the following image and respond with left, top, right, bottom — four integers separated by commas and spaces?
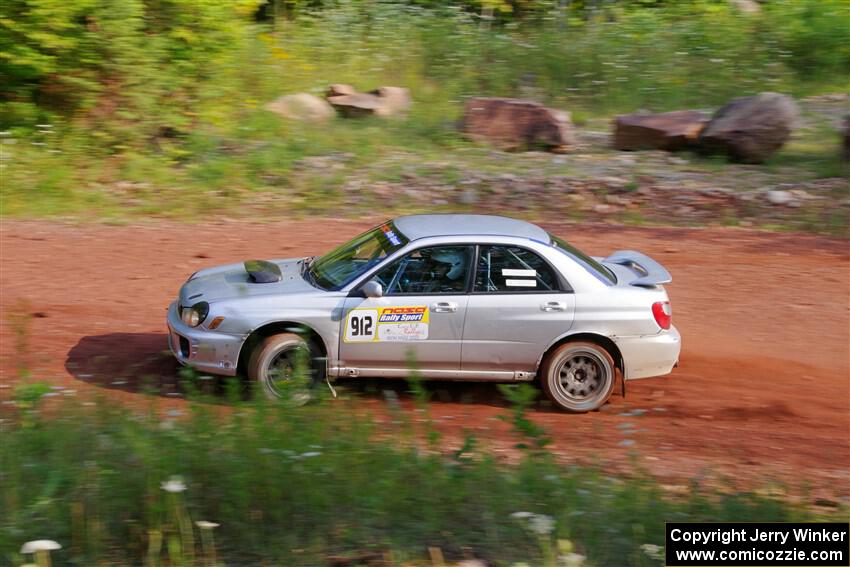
244, 259, 282, 283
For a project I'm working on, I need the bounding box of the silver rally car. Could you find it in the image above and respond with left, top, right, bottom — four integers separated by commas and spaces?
167, 214, 680, 412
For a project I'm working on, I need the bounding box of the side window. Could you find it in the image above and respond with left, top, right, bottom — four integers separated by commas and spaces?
474, 245, 559, 292
372, 246, 473, 295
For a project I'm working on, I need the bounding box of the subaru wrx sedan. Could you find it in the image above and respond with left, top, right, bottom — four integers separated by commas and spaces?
167, 214, 680, 411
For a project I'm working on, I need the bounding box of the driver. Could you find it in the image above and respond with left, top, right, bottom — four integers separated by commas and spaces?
427, 249, 468, 292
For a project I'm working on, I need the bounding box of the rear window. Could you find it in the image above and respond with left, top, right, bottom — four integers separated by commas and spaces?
549, 234, 617, 285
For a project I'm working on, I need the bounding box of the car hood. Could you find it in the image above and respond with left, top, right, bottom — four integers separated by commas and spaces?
179, 257, 317, 304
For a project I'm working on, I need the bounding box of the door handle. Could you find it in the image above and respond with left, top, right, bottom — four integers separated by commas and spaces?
431, 301, 458, 313
541, 301, 567, 312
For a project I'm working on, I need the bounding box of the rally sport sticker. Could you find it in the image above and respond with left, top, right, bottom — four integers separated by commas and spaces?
344, 306, 429, 343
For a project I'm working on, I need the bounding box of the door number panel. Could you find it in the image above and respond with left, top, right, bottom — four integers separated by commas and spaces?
344, 306, 430, 343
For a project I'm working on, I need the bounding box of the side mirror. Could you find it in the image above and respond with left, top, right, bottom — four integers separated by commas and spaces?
360, 281, 383, 298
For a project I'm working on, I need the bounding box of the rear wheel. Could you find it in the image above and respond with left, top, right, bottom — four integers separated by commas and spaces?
247, 333, 320, 404
541, 341, 616, 412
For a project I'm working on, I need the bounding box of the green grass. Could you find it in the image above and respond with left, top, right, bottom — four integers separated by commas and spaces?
0, 384, 844, 567
1, 1, 848, 231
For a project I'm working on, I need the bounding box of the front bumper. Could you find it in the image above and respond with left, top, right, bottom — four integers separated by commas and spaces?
166, 301, 243, 376
616, 325, 681, 380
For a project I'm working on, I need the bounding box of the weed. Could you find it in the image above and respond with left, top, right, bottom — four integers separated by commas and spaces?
498, 383, 552, 452
0, 389, 843, 566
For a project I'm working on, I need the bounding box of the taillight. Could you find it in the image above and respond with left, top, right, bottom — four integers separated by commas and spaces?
652, 301, 672, 330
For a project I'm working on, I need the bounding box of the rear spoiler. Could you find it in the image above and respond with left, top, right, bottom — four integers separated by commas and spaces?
604, 250, 672, 287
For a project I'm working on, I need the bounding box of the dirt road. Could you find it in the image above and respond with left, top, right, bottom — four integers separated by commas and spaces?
1, 219, 848, 501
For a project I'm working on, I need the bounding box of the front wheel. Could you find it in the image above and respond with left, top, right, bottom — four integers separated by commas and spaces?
247, 333, 320, 404
540, 341, 616, 412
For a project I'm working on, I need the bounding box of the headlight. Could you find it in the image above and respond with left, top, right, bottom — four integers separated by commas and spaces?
180, 301, 209, 327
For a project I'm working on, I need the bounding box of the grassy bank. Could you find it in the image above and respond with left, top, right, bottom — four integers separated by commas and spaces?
0, 383, 839, 567
2, 1, 847, 231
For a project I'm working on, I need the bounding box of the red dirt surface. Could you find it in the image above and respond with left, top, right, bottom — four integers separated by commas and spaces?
1, 219, 848, 501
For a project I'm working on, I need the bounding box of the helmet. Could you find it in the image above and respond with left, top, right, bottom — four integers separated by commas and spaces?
431, 249, 467, 280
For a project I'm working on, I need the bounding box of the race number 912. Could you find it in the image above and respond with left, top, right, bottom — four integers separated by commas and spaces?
351, 314, 372, 336
345, 310, 377, 342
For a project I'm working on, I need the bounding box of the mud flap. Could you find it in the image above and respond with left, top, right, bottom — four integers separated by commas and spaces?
620, 368, 626, 399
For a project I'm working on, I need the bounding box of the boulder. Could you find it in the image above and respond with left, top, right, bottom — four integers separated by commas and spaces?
766, 189, 793, 206
327, 84, 357, 97
370, 86, 412, 116
729, 0, 760, 13
264, 93, 335, 122
326, 85, 412, 118
698, 92, 799, 163
613, 110, 708, 151
460, 97, 576, 152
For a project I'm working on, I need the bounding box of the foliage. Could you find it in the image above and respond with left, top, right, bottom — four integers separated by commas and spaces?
2, 0, 848, 134
12, 382, 51, 410
498, 383, 551, 451
0, 392, 832, 566
0, 0, 262, 143
0, 0, 846, 230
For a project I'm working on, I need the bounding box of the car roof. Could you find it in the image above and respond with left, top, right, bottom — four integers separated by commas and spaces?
393, 214, 550, 243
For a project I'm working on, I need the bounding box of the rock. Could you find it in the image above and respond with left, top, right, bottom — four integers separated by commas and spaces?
766, 189, 793, 205
698, 92, 800, 163
264, 93, 335, 122
459, 187, 478, 205
789, 189, 815, 201
326, 85, 412, 118
729, 0, 760, 13
613, 110, 708, 151
327, 84, 356, 97
370, 86, 412, 116
460, 97, 576, 153
327, 93, 384, 118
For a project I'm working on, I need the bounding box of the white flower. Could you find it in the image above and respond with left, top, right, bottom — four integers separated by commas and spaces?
160, 476, 186, 493
529, 514, 555, 536
510, 511, 533, 519
195, 521, 220, 530
20, 540, 62, 553
641, 543, 664, 560
560, 552, 586, 567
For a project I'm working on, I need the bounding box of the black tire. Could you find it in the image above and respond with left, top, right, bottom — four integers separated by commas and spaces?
540, 341, 616, 412
247, 333, 321, 403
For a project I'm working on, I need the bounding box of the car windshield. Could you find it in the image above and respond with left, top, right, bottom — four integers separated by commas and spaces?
548, 234, 617, 285
308, 222, 409, 290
